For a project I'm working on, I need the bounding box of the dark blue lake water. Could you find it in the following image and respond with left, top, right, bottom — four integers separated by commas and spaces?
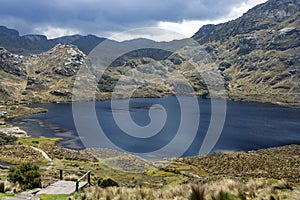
0, 161, 15, 167
12, 97, 300, 158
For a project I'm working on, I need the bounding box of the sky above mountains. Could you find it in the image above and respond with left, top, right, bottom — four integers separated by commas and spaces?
0, 0, 267, 40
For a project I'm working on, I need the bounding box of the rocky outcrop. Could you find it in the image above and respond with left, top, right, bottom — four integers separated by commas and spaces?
0, 47, 26, 76
193, 0, 300, 44
0, 127, 28, 137
50, 90, 71, 97
192, 0, 300, 106
0, 0, 298, 107
0, 111, 7, 118
0, 44, 87, 103
53, 46, 86, 76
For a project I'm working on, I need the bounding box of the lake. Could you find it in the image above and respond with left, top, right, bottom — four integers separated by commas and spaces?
12, 97, 300, 158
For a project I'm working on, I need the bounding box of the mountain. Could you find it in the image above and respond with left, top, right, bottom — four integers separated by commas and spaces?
0, 0, 299, 106
192, 0, 300, 106
0, 26, 105, 55
51, 34, 105, 54
0, 35, 210, 104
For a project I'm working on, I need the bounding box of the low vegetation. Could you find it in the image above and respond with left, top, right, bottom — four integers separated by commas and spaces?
18, 137, 98, 162
8, 162, 41, 190
0, 133, 16, 146
69, 178, 299, 200
0, 136, 299, 199
39, 194, 70, 200
40, 194, 70, 200
97, 178, 119, 188
0, 105, 47, 119
0, 145, 46, 164
181, 145, 300, 182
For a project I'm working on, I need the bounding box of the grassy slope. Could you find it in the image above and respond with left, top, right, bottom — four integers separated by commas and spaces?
0, 136, 299, 199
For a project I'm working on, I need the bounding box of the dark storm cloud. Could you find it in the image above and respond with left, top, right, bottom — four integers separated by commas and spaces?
0, 0, 249, 37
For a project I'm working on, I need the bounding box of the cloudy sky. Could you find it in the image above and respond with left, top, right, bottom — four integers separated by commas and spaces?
0, 0, 267, 40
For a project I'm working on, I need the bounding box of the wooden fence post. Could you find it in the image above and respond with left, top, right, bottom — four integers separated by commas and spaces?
87, 171, 91, 185
59, 169, 63, 180
76, 181, 79, 192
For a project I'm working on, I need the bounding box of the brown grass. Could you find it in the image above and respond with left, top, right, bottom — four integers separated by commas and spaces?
0, 145, 46, 164
181, 145, 300, 182
70, 178, 300, 200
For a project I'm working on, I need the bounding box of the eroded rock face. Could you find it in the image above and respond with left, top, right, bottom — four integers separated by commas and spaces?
0, 44, 89, 103
191, 0, 300, 106
0, 127, 28, 137
50, 90, 71, 97
193, 0, 300, 43
0, 47, 27, 76
0, 0, 299, 107
53, 45, 86, 76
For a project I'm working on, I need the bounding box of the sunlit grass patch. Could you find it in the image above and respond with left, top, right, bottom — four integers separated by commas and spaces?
40, 194, 71, 200
18, 136, 62, 147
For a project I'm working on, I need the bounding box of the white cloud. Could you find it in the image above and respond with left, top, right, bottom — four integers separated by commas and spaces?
34, 26, 81, 39
3, 0, 267, 40
229, 0, 268, 19
109, 27, 186, 42
157, 19, 227, 38
157, 0, 267, 38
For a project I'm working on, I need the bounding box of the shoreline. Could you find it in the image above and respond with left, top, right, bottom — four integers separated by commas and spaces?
1, 93, 299, 134
4, 96, 300, 155
4, 92, 299, 109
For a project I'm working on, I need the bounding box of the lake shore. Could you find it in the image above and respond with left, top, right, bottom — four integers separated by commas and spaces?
7, 97, 300, 159
1, 93, 298, 130
0, 135, 299, 199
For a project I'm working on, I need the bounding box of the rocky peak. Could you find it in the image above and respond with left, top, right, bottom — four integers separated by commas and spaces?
191, 0, 300, 107
39, 44, 87, 77
245, 0, 299, 19
192, 0, 300, 44
46, 44, 84, 55
0, 47, 26, 76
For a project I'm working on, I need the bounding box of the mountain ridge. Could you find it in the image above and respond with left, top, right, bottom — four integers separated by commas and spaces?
193, 0, 300, 44
192, 0, 300, 106
0, 25, 106, 55
0, 0, 299, 107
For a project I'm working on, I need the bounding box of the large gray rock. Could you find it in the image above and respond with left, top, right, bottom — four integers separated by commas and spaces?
0, 111, 7, 118
0, 127, 28, 137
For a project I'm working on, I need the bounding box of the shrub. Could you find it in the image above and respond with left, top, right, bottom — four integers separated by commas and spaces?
0, 133, 17, 146
0, 181, 4, 193
8, 162, 41, 189
224, 74, 232, 82
98, 178, 119, 188
189, 185, 205, 200
212, 191, 240, 200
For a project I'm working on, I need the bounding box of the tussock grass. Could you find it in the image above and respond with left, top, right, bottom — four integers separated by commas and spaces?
0, 145, 46, 164
182, 145, 300, 182
69, 178, 300, 200
19, 137, 98, 162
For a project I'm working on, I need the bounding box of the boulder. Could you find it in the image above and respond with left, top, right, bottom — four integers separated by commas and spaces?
289, 69, 298, 75
54, 67, 77, 76
0, 111, 7, 118
279, 27, 296, 36
50, 90, 71, 96
0, 127, 28, 137
27, 76, 44, 86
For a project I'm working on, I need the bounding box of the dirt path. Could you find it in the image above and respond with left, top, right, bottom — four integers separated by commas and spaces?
30, 146, 53, 169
